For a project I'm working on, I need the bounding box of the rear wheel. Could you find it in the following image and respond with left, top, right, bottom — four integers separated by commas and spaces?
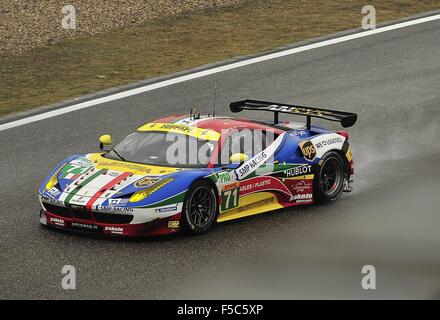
314, 151, 345, 203
182, 180, 218, 235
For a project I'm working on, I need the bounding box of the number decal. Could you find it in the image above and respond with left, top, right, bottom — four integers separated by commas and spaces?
221, 187, 239, 211
61, 163, 90, 179
65, 164, 81, 173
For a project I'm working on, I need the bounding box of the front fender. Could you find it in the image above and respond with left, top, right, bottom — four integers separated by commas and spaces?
38, 154, 85, 195
127, 168, 217, 208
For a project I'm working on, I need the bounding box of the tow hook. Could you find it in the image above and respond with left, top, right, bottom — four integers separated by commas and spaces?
343, 179, 353, 193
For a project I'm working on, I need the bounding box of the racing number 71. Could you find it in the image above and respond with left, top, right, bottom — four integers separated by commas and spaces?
221, 188, 239, 211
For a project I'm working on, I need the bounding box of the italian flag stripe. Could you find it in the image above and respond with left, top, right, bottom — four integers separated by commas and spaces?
85, 172, 131, 210
64, 169, 107, 206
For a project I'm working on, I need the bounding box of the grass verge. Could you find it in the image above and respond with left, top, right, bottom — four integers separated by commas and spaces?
1, 0, 439, 117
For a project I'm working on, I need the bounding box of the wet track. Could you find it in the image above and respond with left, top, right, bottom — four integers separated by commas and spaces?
1, 17, 440, 299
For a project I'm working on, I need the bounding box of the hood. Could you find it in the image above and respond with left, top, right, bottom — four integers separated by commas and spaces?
51, 153, 212, 209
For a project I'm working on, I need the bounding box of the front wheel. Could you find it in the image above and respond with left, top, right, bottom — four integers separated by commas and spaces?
182, 180, 218, 235
314, 151, 345, 203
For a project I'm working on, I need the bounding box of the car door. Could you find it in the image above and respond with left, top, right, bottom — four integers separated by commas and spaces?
217, 129, 287, 213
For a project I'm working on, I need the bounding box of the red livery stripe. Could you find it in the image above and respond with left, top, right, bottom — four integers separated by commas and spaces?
85, 172, 131, 210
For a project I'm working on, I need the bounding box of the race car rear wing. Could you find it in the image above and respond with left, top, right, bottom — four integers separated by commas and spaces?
229, 99, 357, 129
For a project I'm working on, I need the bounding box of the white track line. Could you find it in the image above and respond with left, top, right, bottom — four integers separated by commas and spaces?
1, 13, 440, 132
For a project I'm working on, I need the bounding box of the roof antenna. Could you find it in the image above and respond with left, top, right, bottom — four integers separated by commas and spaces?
190, 106, 200, 120
212, 80, 217, 117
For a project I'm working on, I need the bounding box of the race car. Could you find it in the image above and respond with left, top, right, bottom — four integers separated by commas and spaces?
38, 99, 357, 237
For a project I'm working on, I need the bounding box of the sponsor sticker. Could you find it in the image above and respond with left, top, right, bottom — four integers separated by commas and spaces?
108, 171, 119, 177
70, 157, 93, 166
217, 171, 232, 184
97, 206, 134, 214
284, 165, 312, 177
69, 204, 86, 210
138, 123, 221, 141
237, 152, 266, 178
47, 187, 61, 197
69, 197, 87, 205
104, 226, 124, 234
291, 180, 311, 193
168, 221, 180, 229
221, 182, 240, 192
97, 161, 153, 174
49, 217, 65, 226
42, 197, 64, 206
108, 198, 129, 206
308, 133, 346, 159
299, 140, 317, 161
155, 205, 178, 213
292, 193, 313, 203
235, 133, 285, 180
262, 104, 332, 117
70, 222, 99, 231
314, 136, 343, 149
240, 178, 271, 193
295, 130, 309, 137
134, 177, 160, 188
237, 197, 274, 213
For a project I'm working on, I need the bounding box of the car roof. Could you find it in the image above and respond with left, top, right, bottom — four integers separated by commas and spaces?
146, 115, 286, 135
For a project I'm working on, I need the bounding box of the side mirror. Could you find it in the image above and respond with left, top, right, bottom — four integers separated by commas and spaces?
229, 153, 249, 164
99, 134, 113, 151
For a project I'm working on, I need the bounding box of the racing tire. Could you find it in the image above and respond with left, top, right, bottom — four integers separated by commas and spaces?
182, 180, 218, 235
314, 151, 345, 203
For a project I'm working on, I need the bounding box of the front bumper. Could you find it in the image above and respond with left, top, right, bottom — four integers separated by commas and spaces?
39, 206, 181, 237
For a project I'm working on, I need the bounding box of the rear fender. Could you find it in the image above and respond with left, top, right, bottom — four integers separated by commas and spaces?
297, 132, 354, 176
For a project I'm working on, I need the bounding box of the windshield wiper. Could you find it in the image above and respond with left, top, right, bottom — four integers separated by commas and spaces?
110, 149, 126, 162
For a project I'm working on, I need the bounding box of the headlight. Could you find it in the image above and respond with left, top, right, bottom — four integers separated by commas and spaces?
129, 178, 173, 203
45, 165, 65, 191
45, 174, 58, 191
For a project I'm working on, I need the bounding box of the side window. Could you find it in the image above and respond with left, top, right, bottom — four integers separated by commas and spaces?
252, 130, 265, 155
219, 129, 278, 165
219, 131, 241, 165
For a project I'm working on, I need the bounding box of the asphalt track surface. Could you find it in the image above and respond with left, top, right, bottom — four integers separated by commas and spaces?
1, 17, 440, 299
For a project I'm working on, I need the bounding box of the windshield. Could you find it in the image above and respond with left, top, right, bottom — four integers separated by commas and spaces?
105, 132, 217, 167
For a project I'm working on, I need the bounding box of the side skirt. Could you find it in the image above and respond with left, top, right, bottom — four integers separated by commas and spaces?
217, 191, 312, 223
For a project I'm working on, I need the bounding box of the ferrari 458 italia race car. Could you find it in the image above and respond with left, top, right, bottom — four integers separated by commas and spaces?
39, 99, 357, 237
